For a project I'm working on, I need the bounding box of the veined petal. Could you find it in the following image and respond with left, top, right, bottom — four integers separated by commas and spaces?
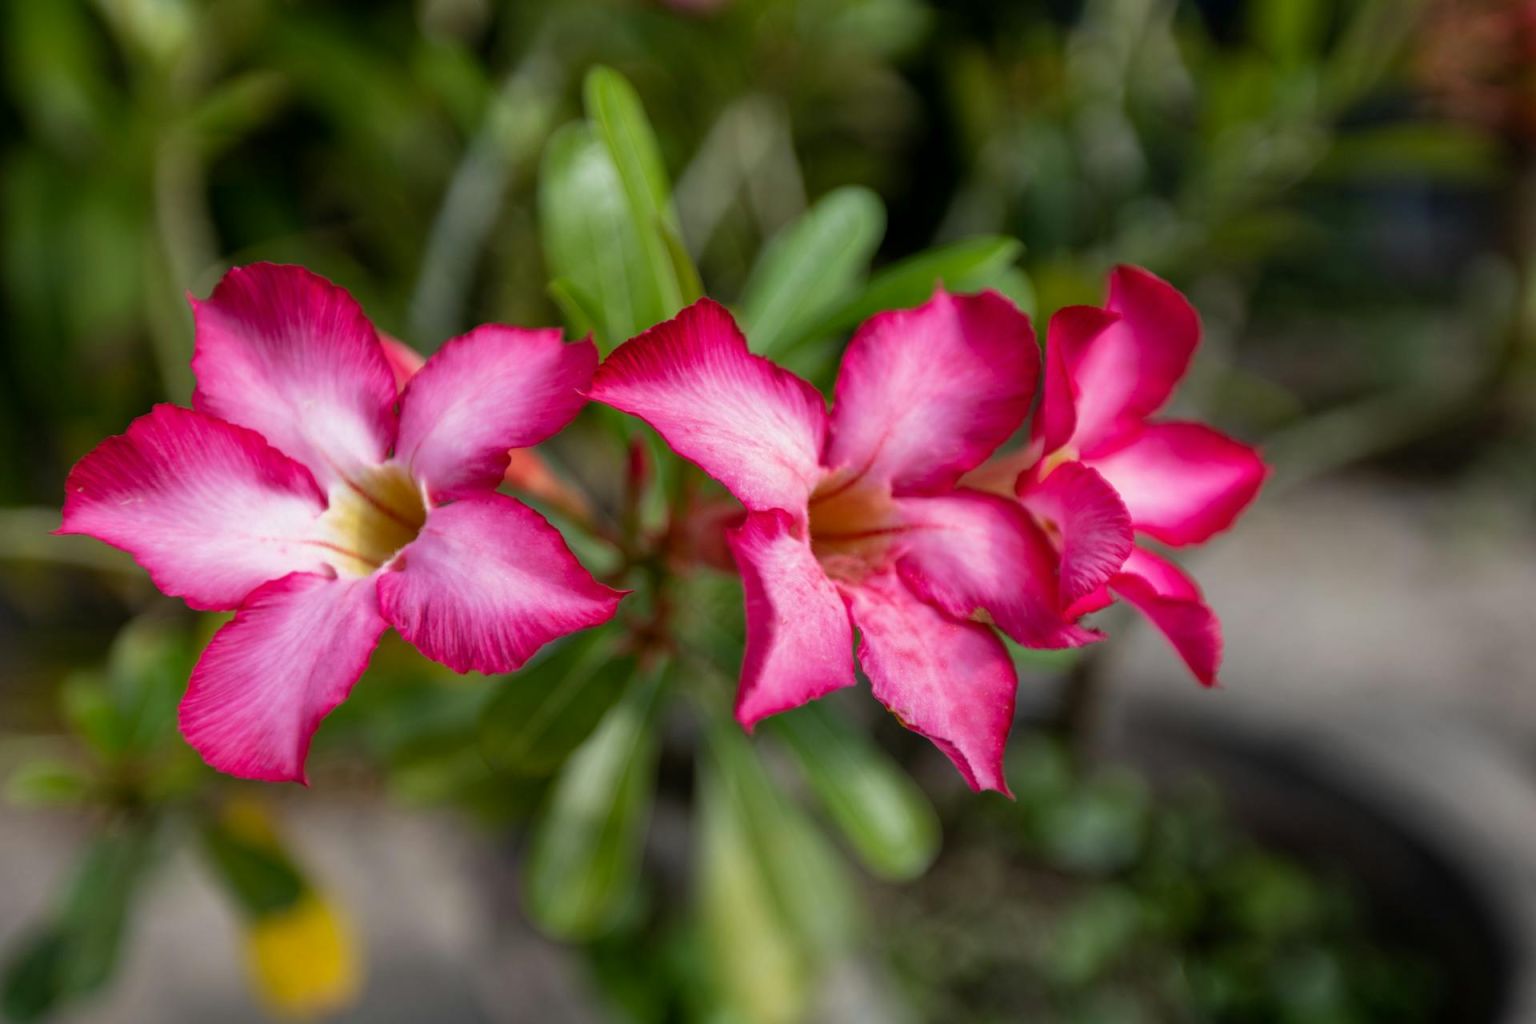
1034, 305, 1120, 455
1066, 266, 1200, 451
377, 493, 623, 674
59, 404, 328, 611
1087, 422, 1266, 546
895, 490, 1098, 649
826, 290, 1037, 494
590, 298, 827, 513
396, 325, 597, 500
180, 572, 388, 783
727, 510, 856, 728
190, 263, 398, 488
846, 571, 1017, 795
1016, 461, 1133, 605
1110, 547, 1221, 686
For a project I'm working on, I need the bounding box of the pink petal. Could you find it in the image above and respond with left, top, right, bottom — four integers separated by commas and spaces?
1064, 266, 1200, 451
1110, 547, 1221, 686
58, 404, 328, 611
396, 325, 597, 500
190, 263, 398, 488
895, 490, 1098, 649
180, 572, 388, 782
1086, 422, 1266, 546
590, 299, 828, 513
379, 334, 426, 391
377, 493, 623, 674
826, 290, 1038, 494
845, 571, 1018, 795
727, 510, 856, 728
1034, 305, 1120, 454
1015, 461, 1133, 604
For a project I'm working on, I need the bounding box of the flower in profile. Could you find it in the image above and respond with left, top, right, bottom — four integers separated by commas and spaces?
59, 263, 623, 782
971, 266, 1267, 685
592, 292, 1094, 794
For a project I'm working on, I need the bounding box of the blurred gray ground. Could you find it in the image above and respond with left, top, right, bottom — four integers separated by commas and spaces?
3, 476, 1535, 1023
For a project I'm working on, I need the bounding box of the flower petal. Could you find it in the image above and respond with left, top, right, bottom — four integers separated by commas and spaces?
895, 490, 1098, 649
826, 290, 1037, 493
726, 510, 856, 728
58, 404, 329, 610
190, 263, 398, 488
590, 298, 827, 513
845, 571, 1017, 794
1087, 422, 1266, 546
378, 493, 623, 674
180, 572, 388, 782
396, 325, 597, 500
1064, 266, 1200, 451
1034, 305, 1120, 454
1015, 461, 1133, 604
1110, 547, 1221, 686
379, 334, 426, 391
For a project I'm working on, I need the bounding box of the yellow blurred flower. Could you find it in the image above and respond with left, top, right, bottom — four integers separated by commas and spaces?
244, 892, 361, 1020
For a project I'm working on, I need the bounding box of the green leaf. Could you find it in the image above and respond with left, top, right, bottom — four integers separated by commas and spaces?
539, 122, 665, 351
739, 186, 885, 355
199, 821, 307, 920
704, 718, 855, 957
821, 235, 1024, 334
523, 673, 661, 939
696, 762, 810, 1024
771, 703, 940, 881
1253, 0, 1325, 65
60, 673, 120, 757
2, 827, 157, 1019
105, 616, 194, 754
479, 634, 635, 776
584, 66, 697, 310
5, 759, 91, 807
1, 928, 67, 1023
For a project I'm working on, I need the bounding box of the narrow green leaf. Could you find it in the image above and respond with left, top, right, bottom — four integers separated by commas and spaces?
523, 673, 661, 939
4, 827, 158, 1019
739, 186, 885, 355
820, 235, 1025, 333
704, 718, 855, 956
583, 66, 692, 313
5, 759, 91, 807
198, 822, 307, 920
2, 928, 67, 1022
771, 703, 940, 881
546, 277, 602, 341
696, 763, 810, 1024
479, 634, 635, 776
538, 122, 663, 350
60, 674, 120, 757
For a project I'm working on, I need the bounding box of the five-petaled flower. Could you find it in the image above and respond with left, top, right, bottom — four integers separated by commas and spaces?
969, 266, 1267, 685
59, 263, 623, 783
591, 292, 1096, 794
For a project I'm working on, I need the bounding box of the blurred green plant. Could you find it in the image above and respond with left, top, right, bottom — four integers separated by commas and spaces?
878, 736, 1440, 1024
2, 2, 1526, 1020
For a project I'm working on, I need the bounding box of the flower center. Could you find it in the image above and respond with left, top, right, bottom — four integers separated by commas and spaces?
808, 469, 902, 582
317, 463, 427, 577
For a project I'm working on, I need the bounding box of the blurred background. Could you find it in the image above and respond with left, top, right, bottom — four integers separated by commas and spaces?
3, 0, 1536, 1021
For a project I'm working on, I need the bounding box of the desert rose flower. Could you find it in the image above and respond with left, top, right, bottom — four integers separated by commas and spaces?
59, 263, 623, 782
591, 292, 1093, 794
969, 267, 1267, 685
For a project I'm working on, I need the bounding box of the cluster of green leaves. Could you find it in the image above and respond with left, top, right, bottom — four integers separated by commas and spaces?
880, 736, 1439, 1024
1, 616, 332, 1021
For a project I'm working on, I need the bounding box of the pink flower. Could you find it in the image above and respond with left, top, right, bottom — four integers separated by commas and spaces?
973, 266, 1267, 685
591, 292, 1094, 794
59, 264, 623, 782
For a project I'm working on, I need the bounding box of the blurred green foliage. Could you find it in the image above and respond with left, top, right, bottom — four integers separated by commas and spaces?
3, 0, 1533, 1021
880, 736, 1439, 1024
